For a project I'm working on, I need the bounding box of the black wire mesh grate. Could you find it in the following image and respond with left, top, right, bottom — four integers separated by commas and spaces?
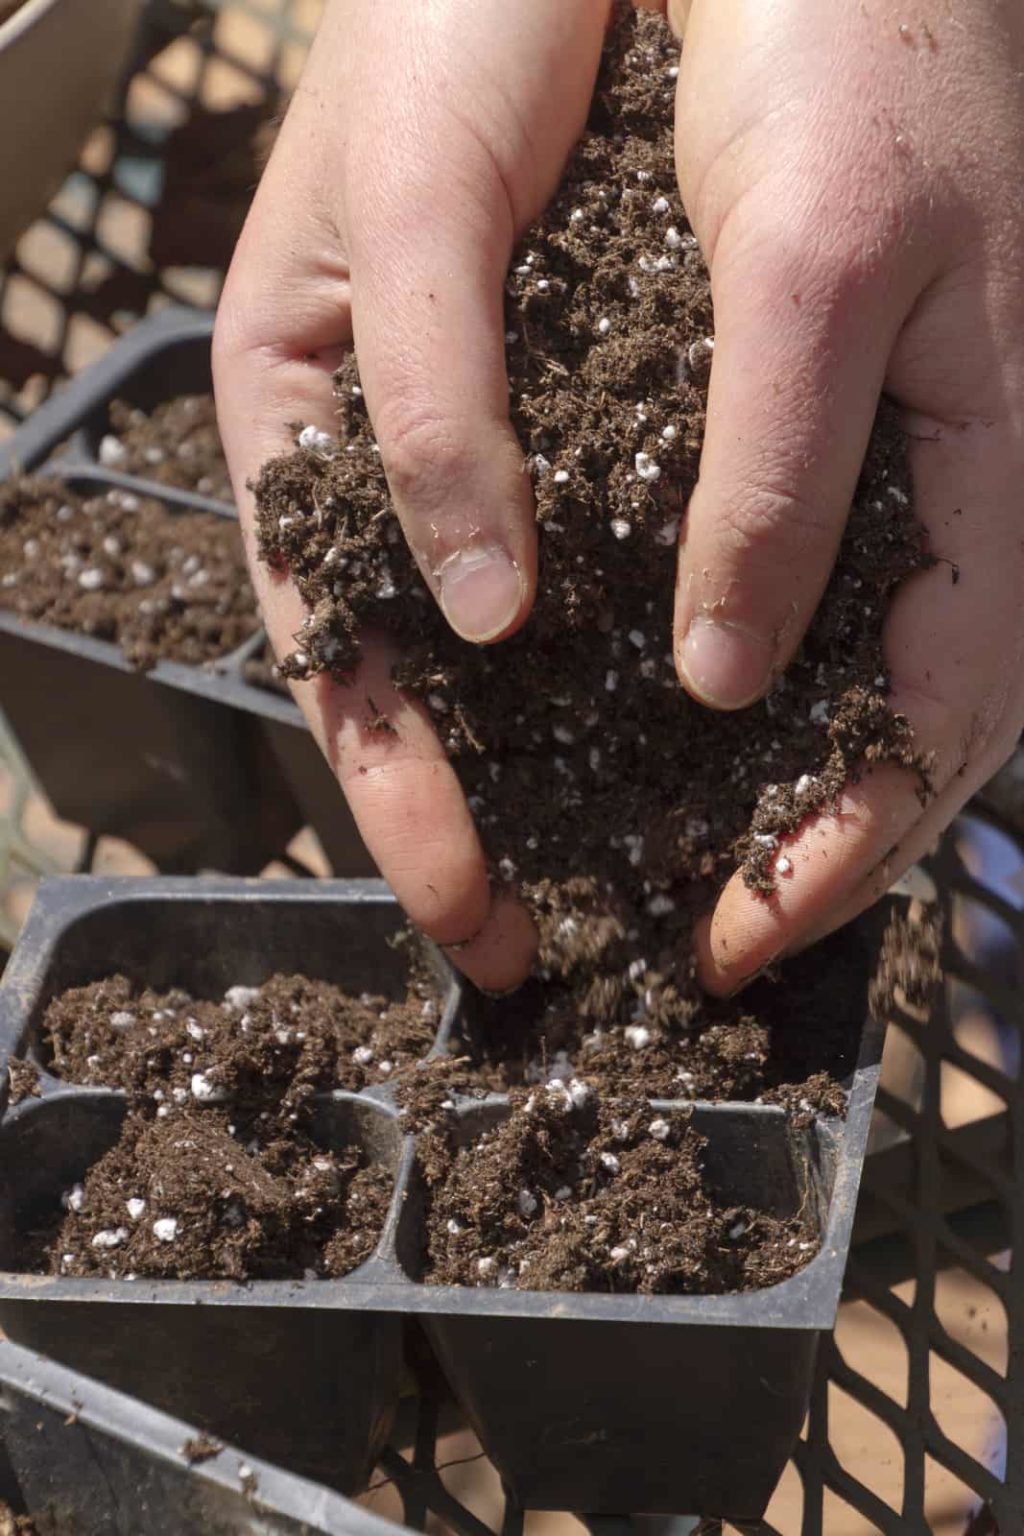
0, 5, 1021, 1530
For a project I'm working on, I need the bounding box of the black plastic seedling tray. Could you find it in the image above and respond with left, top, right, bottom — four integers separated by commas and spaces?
0, 1336, 403, 1535
0, 877, 885, 1519
0, 306, 374, 876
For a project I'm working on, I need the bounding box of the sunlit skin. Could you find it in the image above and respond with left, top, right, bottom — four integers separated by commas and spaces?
214, 0, 1024, 995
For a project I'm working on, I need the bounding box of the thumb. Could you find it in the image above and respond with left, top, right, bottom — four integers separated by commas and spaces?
673, 230, 909, 709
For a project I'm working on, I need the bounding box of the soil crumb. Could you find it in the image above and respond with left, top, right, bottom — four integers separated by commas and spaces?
6, 1058, 40, 1106
181, 1434, 224, 1465
107, 394, 232, 502
250, 10, 933, 1086
422, 1082, 818, 1294
0, 477, 257, 669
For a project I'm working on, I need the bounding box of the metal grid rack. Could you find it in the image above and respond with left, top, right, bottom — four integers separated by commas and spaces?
0, 4, 1020, 1531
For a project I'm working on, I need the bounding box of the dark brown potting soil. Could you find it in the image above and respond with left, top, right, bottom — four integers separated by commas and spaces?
21, 969, 443, 1281
250, 8, 932, 1107
107, 394, 232, 502
31, 1109, 392, 1282
43, 971, 442, 1109
0, 477, 257, 669
422, 1085, 818, 1294
446, 916, 878, 1113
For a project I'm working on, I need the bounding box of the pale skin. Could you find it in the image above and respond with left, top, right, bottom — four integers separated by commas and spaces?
214, 0, 1024, 995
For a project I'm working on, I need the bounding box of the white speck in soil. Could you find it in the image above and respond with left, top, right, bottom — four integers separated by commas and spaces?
648, 1118, 671, 1141
610, 517, 632, 540
647, 894, 675, 916
63, 1184, 86, 1214
625, 1024, 652, 1050
476, 1256, 497, 1279
599, 1152, 621, 1174
809, 699, 830, 725
191, 1072, 229, 1104
126, 1198, 146, 1220
109, 1011, 136, 1029
297, 424, 335, 455
775, 855, 793, 876
628, 629, 646, 650
223, 986, 260, 1011
91, 1228, 128, 1249
634, 452, 661, 483
98, 435, 127, 467
568, 1079, 593, 1110
517, 1189, 538, 1218
77, 567, 105, 591
153, 1218, 179, 1244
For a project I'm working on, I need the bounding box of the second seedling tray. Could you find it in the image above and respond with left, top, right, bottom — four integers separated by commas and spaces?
0, 877, 884, 1518
0, 307, 374, 876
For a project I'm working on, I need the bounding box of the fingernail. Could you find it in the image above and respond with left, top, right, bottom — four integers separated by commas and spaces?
679, 616, 774, 710
438, 544, 524, 643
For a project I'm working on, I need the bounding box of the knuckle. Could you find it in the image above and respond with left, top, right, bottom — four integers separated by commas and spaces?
212, 283, 262, 378
713, 478, 835, 571
374, 396, 472, 513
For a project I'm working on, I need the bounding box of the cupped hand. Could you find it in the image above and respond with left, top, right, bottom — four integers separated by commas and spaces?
214, 0, 613, 989
660, 0, 1024, 991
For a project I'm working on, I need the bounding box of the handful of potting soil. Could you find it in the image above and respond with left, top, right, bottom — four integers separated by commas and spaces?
251, 9, 929, 1068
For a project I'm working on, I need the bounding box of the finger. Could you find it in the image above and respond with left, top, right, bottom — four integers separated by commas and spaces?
349, 215, 535, 646
696, 406, 1024, 994
673, 226, 911, 709
335, 0, 607, 647
213, 147, 537, 990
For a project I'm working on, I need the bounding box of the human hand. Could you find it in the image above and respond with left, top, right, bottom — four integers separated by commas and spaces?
214, 0, 614, 989
657, 0, 1024, 991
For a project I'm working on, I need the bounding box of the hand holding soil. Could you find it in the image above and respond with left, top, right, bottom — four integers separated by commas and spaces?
214, 0, 1024, 992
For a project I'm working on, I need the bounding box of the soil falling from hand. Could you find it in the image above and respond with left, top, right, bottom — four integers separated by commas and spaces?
252, 10, 931, 1093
